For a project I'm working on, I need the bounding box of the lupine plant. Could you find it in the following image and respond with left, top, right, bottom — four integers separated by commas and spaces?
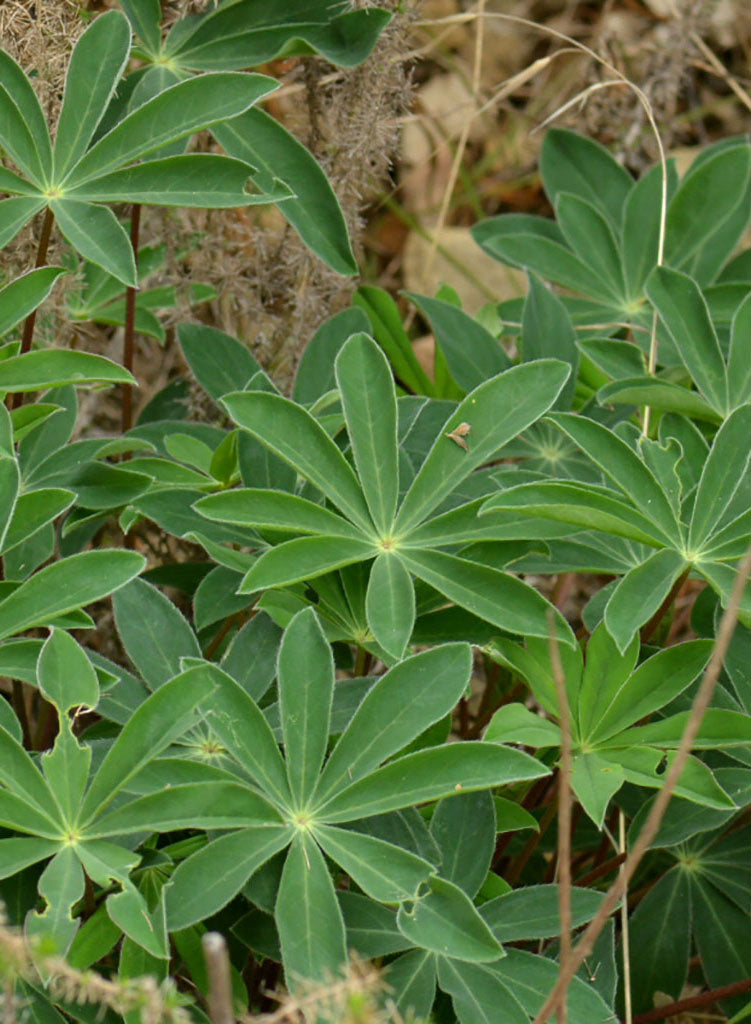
2, 4, 751, 1024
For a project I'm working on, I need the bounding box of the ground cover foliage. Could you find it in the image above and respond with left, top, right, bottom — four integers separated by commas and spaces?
2, 3, 751, 1024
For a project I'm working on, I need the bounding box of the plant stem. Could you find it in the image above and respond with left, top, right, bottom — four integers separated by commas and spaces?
619, 811, 633, 1024
9, 206, 55, 412
121, 203, 142, 436
354, 644, 370, 677
640, 568, 690, 643
506, 793, 558, 886
202, 933, 234, 1024
205, 607, 252, 661
548, 615, 572, 1024
574, 852, 626, 887
11, 680, 32, 748
631, 977, 751, 1023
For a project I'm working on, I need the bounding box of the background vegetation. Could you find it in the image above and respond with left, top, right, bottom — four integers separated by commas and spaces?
3, 2, 751, 1024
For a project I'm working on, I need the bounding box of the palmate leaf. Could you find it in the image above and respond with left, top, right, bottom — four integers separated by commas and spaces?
78, 664, 216, 823
688, 404, 751, 553
113, 578, 200, 691
164, 616, 546, 980
628, 869, 691, 1013
211, 340, 573, 647
0, 725, 60, 823
240, 536, 379, 593
546, 413, 681, 544
87, 782, 282, 838
728, 293, 751, 409
195, 488, 362, 539
50, 200, 137, 289
406, 292, 510, 393
0, 349, 135, 393
119, 0, 162, 55
401, 548, 574, 646
165, 826, 293, 932
314, 825, 434, 903
0, 198, 46, 249
430, 791, 496, 899
0, 83, 46, 187
555, 192, 626, 301
37, 628, 99, 713
540, 128, 633, 230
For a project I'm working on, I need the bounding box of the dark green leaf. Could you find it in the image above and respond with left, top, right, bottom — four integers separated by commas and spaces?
53, 11, 131, 180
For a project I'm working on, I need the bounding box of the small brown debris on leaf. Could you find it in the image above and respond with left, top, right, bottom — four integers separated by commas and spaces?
446, 422, 471, 451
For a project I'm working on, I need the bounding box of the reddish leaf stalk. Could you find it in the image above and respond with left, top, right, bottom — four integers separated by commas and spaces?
121, 203, 142, 436
631, 976, 751, 1023
9, 206, 55, 412
505, 794, 558, 886
11, 681, 31, 748
548, 615, 572, 1024
640, 568, 690, 643
574, 852, 626, 888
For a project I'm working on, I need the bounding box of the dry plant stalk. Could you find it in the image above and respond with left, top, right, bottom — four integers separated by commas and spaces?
245, 955, 390, 1024
203, 933, 235, 1024
531, 546, 751, 1024
0, 910, 190, 1024
412, 9, 669, 435
423, 0, 486, 279
618, 810, 632, 1024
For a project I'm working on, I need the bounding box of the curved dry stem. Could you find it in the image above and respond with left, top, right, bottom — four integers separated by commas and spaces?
413, 9, 669, 433
424, 0, 486, 278
530, 546, 751, 1024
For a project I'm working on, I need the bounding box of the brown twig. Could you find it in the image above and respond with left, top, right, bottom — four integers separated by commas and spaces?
631, 976, 751, 1023
574, 852, 626, 888
204, 608, 253, 661
531, 547, 751, 1024
548, 614, 572, 1024
9, 205, 55, 412
640, 568, 690, 643
11, 680, 31, 748
121, 204, 142, 437
506, 794, 558, 886
619, 811, 632, 1024
423, 0, 485, 279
